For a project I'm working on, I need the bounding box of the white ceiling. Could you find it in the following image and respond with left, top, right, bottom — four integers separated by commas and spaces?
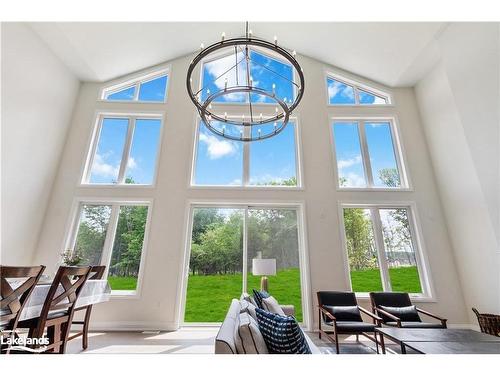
30, 22, 446, 87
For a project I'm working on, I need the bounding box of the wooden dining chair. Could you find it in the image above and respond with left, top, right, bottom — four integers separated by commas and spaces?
68, 265, 106, 350
1, 265, 46, 354
18, 265, 91, 354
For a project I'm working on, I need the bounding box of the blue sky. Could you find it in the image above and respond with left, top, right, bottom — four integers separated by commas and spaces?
327, 77, 386, 105
106, 75, 167, 101
333, 121, 400, 187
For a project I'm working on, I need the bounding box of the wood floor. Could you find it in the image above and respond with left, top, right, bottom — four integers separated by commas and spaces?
66, 327, 401, 354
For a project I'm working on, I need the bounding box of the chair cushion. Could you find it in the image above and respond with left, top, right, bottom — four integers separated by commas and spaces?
385, 321, 445, 329
255, 308, 311, 354
370, 292, 412, 308
335, 321, 377, 333
323, 305, 362, 322
252, 289, 270, 309
317, 291, 358, 307
234, 312, 268, 354
261, 296, 286, 316
380, 305, 421, 322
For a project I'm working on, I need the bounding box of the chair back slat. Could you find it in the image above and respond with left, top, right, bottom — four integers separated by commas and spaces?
0, 265, 45, 330
89, 265, 106, 280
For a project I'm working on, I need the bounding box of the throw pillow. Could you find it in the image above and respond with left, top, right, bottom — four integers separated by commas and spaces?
255, 308, 311, 354
252, 289, 270, 309
262, 296, 286, 316
234, 312, 269, 354
380, 305, 421, 322
323, 305, 362, 322
240, 292, 257, 306
240, 300, 258, 321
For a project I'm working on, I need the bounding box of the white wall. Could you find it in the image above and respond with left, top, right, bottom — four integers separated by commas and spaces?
415, 23, 500, 317
32, 48, 469, 330
1, 23, 80, 265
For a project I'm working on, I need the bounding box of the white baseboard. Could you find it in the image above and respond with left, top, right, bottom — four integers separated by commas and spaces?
88, 321, 179, 332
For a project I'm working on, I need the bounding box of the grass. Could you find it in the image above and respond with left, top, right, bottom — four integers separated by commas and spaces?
107, 266, 421, 322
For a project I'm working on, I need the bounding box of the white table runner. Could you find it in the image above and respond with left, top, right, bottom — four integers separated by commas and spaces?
8, 280, 111, 321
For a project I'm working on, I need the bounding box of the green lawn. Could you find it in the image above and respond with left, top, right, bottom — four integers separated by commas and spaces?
107, 266, 421, 322
107, 276, 138, 291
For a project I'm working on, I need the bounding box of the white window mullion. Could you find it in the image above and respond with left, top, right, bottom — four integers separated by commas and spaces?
242, 207, 249, 293
358, 121, 374, 187
100, 204, 121, 280
389, 121, 407, 188
133, 82, 141, 101
84, 117, 104, 183
242, 127, 250, 186
117, 117, 136, 184
371, 207, 392, 291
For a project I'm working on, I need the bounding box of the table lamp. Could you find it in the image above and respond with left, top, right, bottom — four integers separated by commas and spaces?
252, 258, 276, 292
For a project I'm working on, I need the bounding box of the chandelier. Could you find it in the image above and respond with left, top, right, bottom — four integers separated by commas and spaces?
186, 22, 305, 142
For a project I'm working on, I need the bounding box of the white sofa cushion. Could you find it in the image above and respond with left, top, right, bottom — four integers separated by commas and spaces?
262, 296, 286, 316
234, 312, 269, 354
240, 299, 257, 321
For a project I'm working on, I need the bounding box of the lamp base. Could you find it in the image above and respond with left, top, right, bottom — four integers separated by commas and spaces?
260, 276, 269, 292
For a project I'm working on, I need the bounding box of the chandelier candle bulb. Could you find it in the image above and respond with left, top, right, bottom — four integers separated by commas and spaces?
224, 78, 228, 90
292, 50, 297, 57
200, 43, 204, 51
224, 112, 227, 120
249, 29, 253, 38
221, 32, 225, 41
274, 35, 278, 46
272, 83, 276, 95
259, 113, 263, 121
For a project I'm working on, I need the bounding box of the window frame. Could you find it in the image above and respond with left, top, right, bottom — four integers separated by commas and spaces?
198, 46, 299, 107
64, 197, 153, 298
330, 116, 411, 191
189, 116, 303, 189
178, 200, 312, 329
325, 72, 392, 106
337, 201, 434, 301
100, 68, 170, 104
81, 112, 164, 187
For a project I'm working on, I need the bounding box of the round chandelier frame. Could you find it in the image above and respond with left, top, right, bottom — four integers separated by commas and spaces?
186, 26, 305, 142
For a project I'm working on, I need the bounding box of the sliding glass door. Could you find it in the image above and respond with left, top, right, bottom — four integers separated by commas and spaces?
183, 205, 303, 323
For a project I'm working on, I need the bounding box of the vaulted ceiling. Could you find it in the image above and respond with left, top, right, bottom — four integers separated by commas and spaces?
30, 22, 446, 87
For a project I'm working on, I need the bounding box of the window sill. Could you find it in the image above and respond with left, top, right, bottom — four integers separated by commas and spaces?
96, 99, 167, 105
336, 187, 413, 192
110, 291, 141, 300
327, 104, 396, 108
78, 183, 156, 189
188, 185, 305, 191
355, 293, 436, 303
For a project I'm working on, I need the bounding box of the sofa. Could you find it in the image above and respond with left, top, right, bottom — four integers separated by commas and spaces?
215, 298, 321, 354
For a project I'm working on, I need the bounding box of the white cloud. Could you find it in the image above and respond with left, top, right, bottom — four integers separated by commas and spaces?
127, 156, 137, 169
342, 172, 366, 187
205, 52, 248, 101
199, 132, 237, 159
328, 80, 354, 101
91, 153, 119, 178
338, 155, 362, 170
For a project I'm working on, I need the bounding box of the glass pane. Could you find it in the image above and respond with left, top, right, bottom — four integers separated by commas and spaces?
343, 208, 383, 292
193, 122, 243, 185
247, 208, 302, 321
379, 208, 422, 293
249, 122, 297, 186
107, 205, 149, 292
124, 119, 161, 184
359, 89, 387, 105
89, 118, 129, 184
327, 78, 355, 104
364, 122, 401, 188
185, 208, 244, 322
249, 50, 294, 104
73, 205, 112, 266
106, 86, 135, 101
202, 51, 247, 103
333, 122, 366, 188
138, 75, 168, 102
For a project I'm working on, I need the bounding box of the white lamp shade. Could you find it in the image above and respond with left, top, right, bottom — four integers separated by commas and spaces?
252, 258, 276, 276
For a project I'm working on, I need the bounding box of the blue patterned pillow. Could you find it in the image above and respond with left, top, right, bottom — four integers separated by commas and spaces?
255, 308, 311, 354
252, 289, 270, 309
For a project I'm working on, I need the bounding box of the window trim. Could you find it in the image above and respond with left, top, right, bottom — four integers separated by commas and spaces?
337, 201, 435, 301
330, 116, 411, 191
100, 67, 170, 104
81, 111, 164, 188
198, 47, 298, 107
177, 199, 312, 329
64, 197, 154, 298
189, 116, 303, 189
325, 71, 393, 107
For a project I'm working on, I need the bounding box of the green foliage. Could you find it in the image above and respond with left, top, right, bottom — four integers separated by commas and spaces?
343, 208, 377, 271
254, 176, 297, 186
74, 205, 111, 265
61, 248, 84, 266
378, 168, 400, 187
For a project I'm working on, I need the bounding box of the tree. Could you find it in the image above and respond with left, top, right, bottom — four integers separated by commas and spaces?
343, 208, 377, 271
192, 208, 224, 244
378, 168, 400, 188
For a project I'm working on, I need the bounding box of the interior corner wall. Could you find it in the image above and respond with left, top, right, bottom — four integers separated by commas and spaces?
415, 23, 500, 318
1, 23, 80, 265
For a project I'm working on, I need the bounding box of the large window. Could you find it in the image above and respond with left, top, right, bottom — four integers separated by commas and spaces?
102, 71, 168, 102
184, 206, 304, 322
84, 114, 162, 185
192, 120, 299, 187
69, 201, 151, 294
341, 204, 427, 296
326, 75, 390, 105
332, 119, 407, 189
